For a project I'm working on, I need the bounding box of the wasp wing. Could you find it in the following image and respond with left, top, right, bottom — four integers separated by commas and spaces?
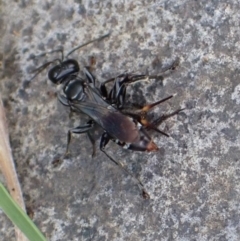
71, 101, 140, 143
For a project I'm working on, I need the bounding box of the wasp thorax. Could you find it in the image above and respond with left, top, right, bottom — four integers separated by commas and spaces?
63, 79, 85, 101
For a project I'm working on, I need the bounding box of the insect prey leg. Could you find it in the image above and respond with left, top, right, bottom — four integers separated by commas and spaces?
147, 58, 180, 79
100, 132, 150, 199
141, 95, 173, 112
118, 58, 180, 83
122, 96, 176, 137
99, 73, 142, 100
148, 108, 185, 130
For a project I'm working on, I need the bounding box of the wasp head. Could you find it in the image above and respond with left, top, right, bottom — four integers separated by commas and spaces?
48, 59, 80, 84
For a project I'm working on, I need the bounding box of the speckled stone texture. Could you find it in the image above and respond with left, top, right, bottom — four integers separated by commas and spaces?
0, 1, 240, 240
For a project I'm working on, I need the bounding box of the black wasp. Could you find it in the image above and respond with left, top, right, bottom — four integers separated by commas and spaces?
30, 33, 183, 199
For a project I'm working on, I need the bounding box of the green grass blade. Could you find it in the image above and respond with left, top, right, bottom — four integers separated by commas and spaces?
0, 183, 47, 241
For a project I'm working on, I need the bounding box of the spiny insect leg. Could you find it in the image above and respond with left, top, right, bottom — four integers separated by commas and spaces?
140, 95, 173, 112
149, 108, 185, 129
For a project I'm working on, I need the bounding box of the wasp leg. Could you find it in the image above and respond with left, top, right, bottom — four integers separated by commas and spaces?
100, 132, 150, 199
101, 58, 179, 102
100, 74, 147, 102
65, 120, 95, 156
102, 74, 149, 108
83, 67, 96, 87
87, 131, 96, 158
102, 74, 172, 108
100, 75, 123, 100
58, 93, 70, 106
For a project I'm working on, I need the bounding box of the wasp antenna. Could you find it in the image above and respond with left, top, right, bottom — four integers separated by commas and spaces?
33, 47, 64, 60
28, 58, 62, 82
28, 61, 52, 82
65, 32, 111, 59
